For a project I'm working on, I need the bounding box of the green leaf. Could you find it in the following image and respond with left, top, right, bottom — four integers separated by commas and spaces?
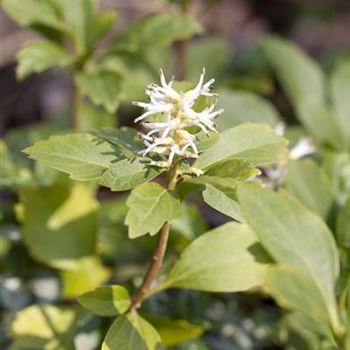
261, 37, 324, 106
5, 120, 68, 168
75, 70, 123, 113
60, 0, 94, 51
216, 89, 280, 131
88, 10, 117, 47
261, 36, 340, 147
100, 158, 161, 191
237, 183, 340, 328
347, 283, 350, 327
145, 315, 204, 347
10, 305, 78, 350
284, 311, 334, 348
184, 159, 259, 191
322, 150, 350, 206
171, 202, 207, 240
93, 127, 144, 157
111, 13, 201, 52
160, 222, 270, 292
60, 256, 110, 298
17, 41, 71, 80
2, 0, 63, 33
19, 182, 98, 264
187, 37, 231, 82
193, 158, 260, 189
78, 285, 131, 317
331, 60, 350, 149
267, 265, 332, 326
205, 158, 260, 180
125, 182, 180, 239
285, 159, 333, 219
202, 184, 245, 222
0, 140, 34, 189
80, 103, 116, 130
102, 312, 163, 350
194, 123, 288, 170
336, 196, 350, 248
24, 133, 118, 181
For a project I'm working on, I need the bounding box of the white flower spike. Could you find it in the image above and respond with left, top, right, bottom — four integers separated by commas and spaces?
134, 69, 223, 168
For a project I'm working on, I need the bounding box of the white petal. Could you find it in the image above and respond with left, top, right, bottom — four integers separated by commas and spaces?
289, 138, 315, 159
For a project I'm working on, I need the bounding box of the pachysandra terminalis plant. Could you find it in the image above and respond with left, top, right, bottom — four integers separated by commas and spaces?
129, 69, 223, 309
24, 68, 289, 348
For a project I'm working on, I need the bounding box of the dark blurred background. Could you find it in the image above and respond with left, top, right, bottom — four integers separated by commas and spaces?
1, 0, 349, 135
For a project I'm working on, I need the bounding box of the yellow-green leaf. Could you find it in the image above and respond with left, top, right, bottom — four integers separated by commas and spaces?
10, 305, 77, 350
17, 41, 71, 80
24, 133, 118, 181
60, 256, 110, 298
19, 182, 98, 264
160, 222, 270, 292
78, 285, 131, 316
102, 312, 163, 350
125, 182, 180, 239
194, 123, 288, 170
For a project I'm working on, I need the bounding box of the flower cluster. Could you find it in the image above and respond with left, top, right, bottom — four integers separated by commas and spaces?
133, 69, 223, 167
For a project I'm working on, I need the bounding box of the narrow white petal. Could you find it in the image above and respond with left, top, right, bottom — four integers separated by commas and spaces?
290, 138, 315, 159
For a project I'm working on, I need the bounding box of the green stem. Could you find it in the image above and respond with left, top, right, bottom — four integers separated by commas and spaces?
130, 160, 179, 311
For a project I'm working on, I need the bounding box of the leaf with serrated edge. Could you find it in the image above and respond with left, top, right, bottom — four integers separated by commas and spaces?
2, 0, 63, 30
205, 158, 260, 180
75, 70, 123, 113
17, 41, 71, 80
125, 182, 180, 239
102, 312, 163, 350
160, 222, 270, 292
100, 158, 161, 191
111, 13, 201, 52
78, 285, 131, 316
194, 123, 288, 170
93, 127, 144, 157
24, 133, 119, 181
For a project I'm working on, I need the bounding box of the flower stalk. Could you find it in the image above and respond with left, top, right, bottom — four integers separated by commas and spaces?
130, 159, 179, 311
130, 69, 222, 311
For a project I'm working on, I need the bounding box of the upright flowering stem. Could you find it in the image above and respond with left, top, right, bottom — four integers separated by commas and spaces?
130, 69, 222, 310
130, 159, 179, 311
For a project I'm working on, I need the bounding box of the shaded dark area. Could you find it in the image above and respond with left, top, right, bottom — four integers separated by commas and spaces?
1, 0, 349, 135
